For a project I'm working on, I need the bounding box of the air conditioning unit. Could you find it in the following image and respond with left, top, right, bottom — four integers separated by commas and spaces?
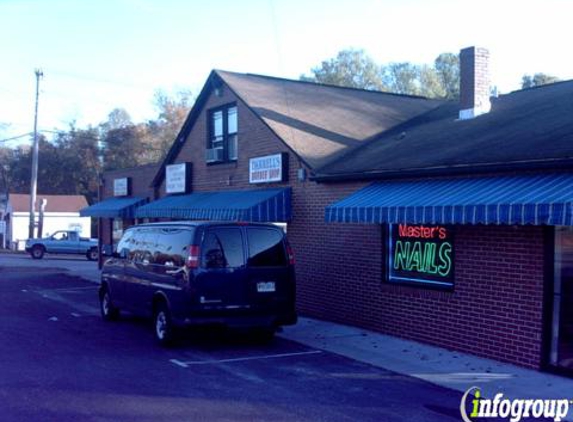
205, 147, 224, 163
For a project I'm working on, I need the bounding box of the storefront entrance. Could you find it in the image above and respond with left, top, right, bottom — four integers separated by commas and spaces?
550, 227, 573, 370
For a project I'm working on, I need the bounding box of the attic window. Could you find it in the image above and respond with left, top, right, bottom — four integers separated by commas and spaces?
206, 104, 238, 163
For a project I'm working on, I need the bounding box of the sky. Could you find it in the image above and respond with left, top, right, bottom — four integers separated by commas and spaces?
1, 0, 572, 147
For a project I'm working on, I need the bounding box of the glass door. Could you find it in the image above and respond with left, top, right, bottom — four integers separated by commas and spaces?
551, 227, 573, 369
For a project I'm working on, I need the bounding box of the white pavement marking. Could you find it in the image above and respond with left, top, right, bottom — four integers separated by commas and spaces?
170, 350, 323, 368
48, 316, 58, 322
71, 313, 81, 318
42, 286, 98, 292
412, 372, 515, 383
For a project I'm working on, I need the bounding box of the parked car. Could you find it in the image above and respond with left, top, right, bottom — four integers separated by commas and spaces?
99, 221, 297, 345
25, 230, 99, 261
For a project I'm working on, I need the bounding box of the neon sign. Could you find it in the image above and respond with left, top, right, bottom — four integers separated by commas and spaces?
388, 224, 454, 289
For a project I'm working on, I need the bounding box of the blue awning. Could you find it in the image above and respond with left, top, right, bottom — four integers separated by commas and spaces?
134, 188, 291, 222
325, 173, 573, 226
80, 196, 148, 218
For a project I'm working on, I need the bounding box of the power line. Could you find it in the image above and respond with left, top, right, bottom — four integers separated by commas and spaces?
0, 133, 33, 143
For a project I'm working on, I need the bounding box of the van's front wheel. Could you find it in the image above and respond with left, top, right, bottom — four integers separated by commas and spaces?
154, 302, 176, 346
99, 286, 119, 321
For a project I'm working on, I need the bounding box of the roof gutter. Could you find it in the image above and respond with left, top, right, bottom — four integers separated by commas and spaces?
311, 158, 573, 183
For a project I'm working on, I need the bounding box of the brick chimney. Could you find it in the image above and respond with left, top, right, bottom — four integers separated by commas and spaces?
459, 46, 491, 120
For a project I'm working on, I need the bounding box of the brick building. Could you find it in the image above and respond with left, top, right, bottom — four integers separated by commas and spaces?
85, 46, 573, 376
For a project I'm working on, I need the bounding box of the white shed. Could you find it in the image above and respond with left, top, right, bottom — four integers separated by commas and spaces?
7, 193, 91, 250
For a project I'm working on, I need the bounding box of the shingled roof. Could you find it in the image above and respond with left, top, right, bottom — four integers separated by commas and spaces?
154, 70, 444, 186
315, 80, 573, 180
9, 194, 88, 213
217, 71, 444, 169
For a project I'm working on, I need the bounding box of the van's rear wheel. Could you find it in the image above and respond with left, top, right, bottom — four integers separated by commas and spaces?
100, 286, 119, 321
154, 302, 176, 346
87, 248, 98, 261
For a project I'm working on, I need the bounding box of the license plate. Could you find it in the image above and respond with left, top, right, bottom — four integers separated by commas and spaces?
257, 281, 276, 293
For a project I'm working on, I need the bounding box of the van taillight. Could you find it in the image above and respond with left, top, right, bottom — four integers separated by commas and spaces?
286, 243, 295, 266
187, 245, 200, 269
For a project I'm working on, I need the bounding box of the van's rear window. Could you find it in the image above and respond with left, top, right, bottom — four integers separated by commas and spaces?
247, 228, 287, 267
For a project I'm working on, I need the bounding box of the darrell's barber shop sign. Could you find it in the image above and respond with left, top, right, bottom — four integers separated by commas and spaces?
249, 153, 288, 184
388, 224, 455, 289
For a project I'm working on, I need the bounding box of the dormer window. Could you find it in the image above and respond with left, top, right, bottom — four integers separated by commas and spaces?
207, 104, 238, 163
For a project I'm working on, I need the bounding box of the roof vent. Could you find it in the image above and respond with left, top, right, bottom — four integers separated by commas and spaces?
459, 46, 491, 120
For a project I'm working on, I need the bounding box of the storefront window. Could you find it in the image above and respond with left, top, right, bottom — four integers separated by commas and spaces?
551, 227, 573, 370
387, 224, 455, 289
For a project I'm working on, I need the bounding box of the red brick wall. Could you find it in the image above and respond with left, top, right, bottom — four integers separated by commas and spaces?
152, 83, 548, 369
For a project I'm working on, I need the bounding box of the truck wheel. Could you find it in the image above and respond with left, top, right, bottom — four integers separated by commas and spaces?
154, 301, 176, 346
99, 286, 119, 321
87, 248, 98, 261
31, 245, 45, 259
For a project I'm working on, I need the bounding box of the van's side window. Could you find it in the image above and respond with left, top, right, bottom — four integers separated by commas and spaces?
247, 228, 287, 267
155, 229, 193, 267
202, 228, 244, 269
132, 229, 158, 264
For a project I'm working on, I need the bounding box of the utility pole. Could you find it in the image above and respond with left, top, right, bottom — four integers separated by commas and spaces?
28, 68, 43, 239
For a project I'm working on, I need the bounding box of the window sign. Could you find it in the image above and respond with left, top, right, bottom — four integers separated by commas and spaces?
166, 163, 191, 194
113, 178, 130, 197
249, 153, 288, 184
388, 224, 454, 289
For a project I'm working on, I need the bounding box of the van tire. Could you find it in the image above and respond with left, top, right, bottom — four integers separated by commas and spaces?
154, 301, 176, 346
99, 286, 120, 321
87, 248, 98, 261
31, 245, 45, 259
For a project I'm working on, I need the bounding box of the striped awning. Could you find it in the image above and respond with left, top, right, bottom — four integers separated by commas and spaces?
79, 196, 148, 218
325, 173, 573, 226
134, 188, 291, 222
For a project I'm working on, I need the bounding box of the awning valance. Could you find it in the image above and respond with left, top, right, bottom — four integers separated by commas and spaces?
134, 188, 291, 222
325, 173, 573, 226
80, 196, 148, 218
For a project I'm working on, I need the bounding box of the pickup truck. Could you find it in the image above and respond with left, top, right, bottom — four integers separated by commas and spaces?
25, 230, 99, 261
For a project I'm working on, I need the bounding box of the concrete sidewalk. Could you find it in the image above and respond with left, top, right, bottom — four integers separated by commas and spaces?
279, 317, 573, 419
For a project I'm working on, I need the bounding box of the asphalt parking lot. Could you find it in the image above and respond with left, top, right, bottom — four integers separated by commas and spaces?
0, 254, 468, 422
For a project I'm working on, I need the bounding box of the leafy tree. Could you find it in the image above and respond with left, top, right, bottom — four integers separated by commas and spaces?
300, 49, 387, 91
417, 65, 447, 99
382, 62, 420, 95
302, 49, 460, 99
103, 108, 133, 131
434, 53, 460, 99
521, 73, 560, 89
50, 126, 101, 203
145, 89, 193, 160
100, 124, 149, 171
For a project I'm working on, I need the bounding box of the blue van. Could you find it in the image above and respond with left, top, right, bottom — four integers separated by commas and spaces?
99, 221, 297, 345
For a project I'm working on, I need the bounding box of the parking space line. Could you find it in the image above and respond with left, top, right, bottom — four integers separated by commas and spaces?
170, 350, 323, 368
38, 286, 98, 292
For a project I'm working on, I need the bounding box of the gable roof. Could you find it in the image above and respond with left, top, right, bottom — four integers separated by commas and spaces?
153, 70, 444, 186
9, 194, 88, 213
217, 71, 444, 169
315, 80, 573, 180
